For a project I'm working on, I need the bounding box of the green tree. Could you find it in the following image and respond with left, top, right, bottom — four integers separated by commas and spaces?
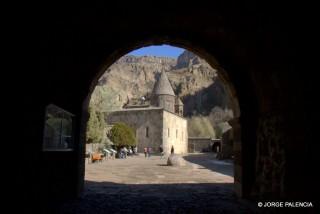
214, 125, 223, 139
108, 122, 136, 148
86, 106, 105, 144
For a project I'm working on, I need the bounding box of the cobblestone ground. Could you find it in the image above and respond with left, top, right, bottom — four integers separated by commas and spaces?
58, 153, 261, 213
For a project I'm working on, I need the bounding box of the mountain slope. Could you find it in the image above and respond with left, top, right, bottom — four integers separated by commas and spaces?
90, 50, 233, 138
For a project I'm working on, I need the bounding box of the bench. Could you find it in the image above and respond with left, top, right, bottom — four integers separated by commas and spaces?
91, 153, 103, 163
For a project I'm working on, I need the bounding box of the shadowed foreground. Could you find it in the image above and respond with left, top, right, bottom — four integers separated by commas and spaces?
58, 182, 260, 213
50, 154, 262, 213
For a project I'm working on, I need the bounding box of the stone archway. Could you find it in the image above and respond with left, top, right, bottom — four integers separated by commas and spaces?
80, 38, 246, 197
17, 3, 315, 212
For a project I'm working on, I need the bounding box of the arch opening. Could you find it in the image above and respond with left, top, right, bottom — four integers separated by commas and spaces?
78, 42, 247, 210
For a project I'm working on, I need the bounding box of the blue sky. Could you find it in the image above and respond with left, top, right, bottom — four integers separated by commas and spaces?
127, 45, 185, 58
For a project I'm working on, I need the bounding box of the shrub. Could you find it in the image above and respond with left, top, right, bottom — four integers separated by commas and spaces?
108, 122, 136, 148
86, 106, 105, 144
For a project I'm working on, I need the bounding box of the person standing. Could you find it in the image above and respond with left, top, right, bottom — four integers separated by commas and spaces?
144, 147, 147, 158
147, 147, 152, 158
159, 145, 164, 159
134, 146, 138, 155
123, 147, 128, 159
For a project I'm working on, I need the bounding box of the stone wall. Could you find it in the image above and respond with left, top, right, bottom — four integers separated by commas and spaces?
163, 110, 188, 155
188, 137, 218, 153
252, 113, 286, 198
106, 108, 163, 153
106, 108, 188, 155
219, 129, 234, 159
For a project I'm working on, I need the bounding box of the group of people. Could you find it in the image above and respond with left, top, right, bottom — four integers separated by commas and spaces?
121, 145, 174, 159
119, 146, 138, 159
143, 147, 152, 158
143, 145, 174, 159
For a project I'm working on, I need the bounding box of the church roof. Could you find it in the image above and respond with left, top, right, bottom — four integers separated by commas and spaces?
153, 71, 175, 96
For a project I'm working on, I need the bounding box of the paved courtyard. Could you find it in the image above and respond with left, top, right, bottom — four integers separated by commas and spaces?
85, 153, 234, 185
59, 153, 260, 213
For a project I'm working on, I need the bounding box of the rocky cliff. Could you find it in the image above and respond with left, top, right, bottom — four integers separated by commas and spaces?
90, 50, 233, 138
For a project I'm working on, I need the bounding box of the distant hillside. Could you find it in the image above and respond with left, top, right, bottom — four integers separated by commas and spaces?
90, 50, 233, 138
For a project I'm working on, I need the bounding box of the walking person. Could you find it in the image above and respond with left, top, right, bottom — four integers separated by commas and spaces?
171, 145, 174, 154
120, 147, 124, 159
147, 147, 152, 158
144, 147, 147, 158
134, 146, 138, 155
159, 145, 164, 159
123, 147, 128, 159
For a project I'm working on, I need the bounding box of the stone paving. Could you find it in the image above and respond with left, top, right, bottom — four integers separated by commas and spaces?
59, 153, 261, 213
85, 153, 233, 185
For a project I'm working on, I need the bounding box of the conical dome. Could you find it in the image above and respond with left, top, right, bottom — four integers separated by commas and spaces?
153, 71, 175, 96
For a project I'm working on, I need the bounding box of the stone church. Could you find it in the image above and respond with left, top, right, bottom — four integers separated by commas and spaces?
106, 71, 188, 155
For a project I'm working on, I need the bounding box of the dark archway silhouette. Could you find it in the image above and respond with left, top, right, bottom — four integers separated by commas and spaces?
18, 3, 315, 212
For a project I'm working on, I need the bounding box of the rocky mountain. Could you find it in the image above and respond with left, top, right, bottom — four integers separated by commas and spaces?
90, 50, 233, 138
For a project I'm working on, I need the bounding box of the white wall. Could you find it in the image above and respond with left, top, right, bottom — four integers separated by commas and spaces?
163, 110, 188, 155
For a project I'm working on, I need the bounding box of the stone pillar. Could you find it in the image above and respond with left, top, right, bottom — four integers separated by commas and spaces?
252, 113, 286, 198
229, 118, 242, 197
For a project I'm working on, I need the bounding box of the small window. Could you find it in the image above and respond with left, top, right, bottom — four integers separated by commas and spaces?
176, 129, 178, 138
182, 131, 184, 140
168, 128, 170, 137
43, 104, 74, 151
146, 127, 149, 138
